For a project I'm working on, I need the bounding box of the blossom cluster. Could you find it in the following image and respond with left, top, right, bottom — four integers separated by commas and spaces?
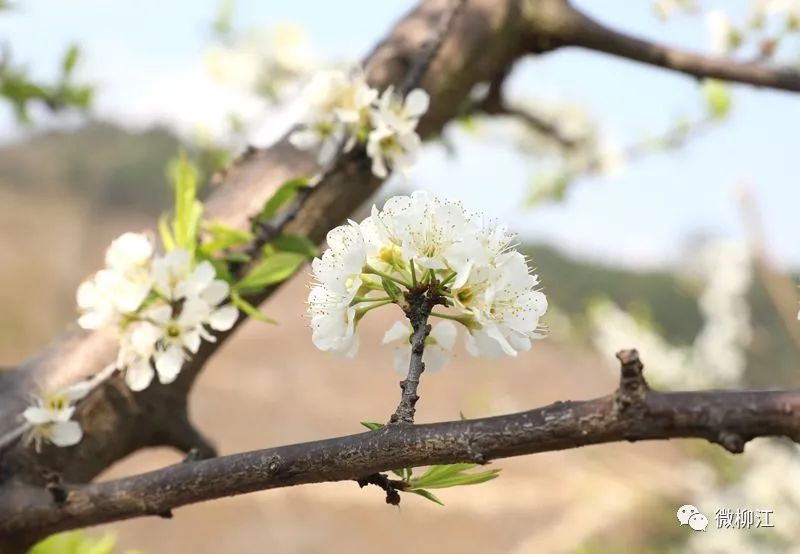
307, 191, 548, 372
77, 232, 239, 392
289, 68, 429, 178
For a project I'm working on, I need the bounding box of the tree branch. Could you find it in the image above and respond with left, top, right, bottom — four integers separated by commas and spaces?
0, 0, 536, 487
536, 0, 800, 92
3, 350, 800, 546
389, 287, 443, 424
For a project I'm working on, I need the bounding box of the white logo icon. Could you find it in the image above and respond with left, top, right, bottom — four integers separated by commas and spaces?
688, 512, 709, 531
677, 505, 708, 531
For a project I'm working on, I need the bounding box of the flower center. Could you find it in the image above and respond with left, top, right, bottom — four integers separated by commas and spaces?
166, 322, 182, 339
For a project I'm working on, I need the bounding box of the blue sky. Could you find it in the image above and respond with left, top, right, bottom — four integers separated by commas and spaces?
0, 0, 798, 269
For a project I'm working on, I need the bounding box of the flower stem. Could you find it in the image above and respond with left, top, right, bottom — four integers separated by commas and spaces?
431, 310, 480, 330
355, 300, 393, 322
364, 264, 412, 289
351, 296, 393, 305
410, 260, 418, 288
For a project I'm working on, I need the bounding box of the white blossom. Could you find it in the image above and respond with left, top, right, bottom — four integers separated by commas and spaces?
366, 87, 429, 178
76, 232, 154, 329
23, 382, 90, 451
290, 68, 429, 177
290, 68, 377, 164
460, 253, 548, 357
706, 10, 741, 54
76, 236, 239, 393
383, 319, 457, 373
590, 239, 752, 390
307, 191, 547, 365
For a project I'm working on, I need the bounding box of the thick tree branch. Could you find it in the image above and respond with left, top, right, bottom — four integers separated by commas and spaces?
0, 0, 535, 486
2, 351, 800, 546
534, 0, 800, 92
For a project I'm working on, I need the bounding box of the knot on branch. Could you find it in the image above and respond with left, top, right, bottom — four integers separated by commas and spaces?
356, 473, 401, 506
716, 431, 746, 454
614, 349, 649, 413
44, 472, 67, 506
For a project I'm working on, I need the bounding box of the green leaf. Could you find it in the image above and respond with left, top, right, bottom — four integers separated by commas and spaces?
234, 251, 307, 294
158, 214, 176, 251
271, 233, 318, 258
409, 465, 500, 490
257, 178, 309, 223
223, 251, 252, 264
230, 291, 276, 324
381, 277, 403, 303
62, 44, 81, 77
201, 221, 253, 254
360, 421, 385, 431
30, 530, 117, 554
167, 153, 203, 255
409, 489, 444, 506
702, 79, 732, 120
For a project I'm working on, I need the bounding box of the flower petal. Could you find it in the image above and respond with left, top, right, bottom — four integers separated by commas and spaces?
49, 420, 83, 447
209, 304, 239, 331
155, 345, 185, 384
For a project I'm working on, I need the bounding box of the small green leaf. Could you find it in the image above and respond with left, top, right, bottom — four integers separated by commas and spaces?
201, 221, 253, 254
702, 79, 732, 120
409, 489, 444, 506
223, 252, 252, 264
61, 44, 81, 77
409, 466, 500, 490
360, 421, 385, 431
234, 251, 307, 294
158, 214, 176, 251
230, 291, 276, 324
167, 152, 203, 255
258, 178, 310, 223
271, 233, 318, 258
381, 277, 403, 302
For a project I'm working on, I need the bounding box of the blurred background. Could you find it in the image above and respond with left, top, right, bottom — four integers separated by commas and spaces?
3, 0, 800, 552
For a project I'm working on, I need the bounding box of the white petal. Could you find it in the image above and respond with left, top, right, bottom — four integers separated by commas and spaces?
125, 359, 155, 391
105, 232, 153, 270
179, 298, 212, 328
202, 280, 230, 306
430, 321, 457, 350
404, 89, 430, 118
23, 407, 53, 425
209, 304, 239, 331
383, 320, 410, 344
65, 381, 92, 401
182, 328, 202, 354
423, 347, 449, 373
144, 303, 173, 326
289, 129, 320, 150
155, 345, 185, 384
76, 280, 98, 309
49, 420, 83, 447
77, 312, 105, 330
392, 346, 411, 374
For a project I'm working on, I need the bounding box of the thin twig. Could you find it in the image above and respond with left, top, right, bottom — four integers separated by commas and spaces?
390, 287, 443, 424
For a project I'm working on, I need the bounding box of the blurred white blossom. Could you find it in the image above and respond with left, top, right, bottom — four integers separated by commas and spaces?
76, 235, 239, 392
291, 68, 429, 177
23, 381, 91, 451
590, 239, 752, 389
